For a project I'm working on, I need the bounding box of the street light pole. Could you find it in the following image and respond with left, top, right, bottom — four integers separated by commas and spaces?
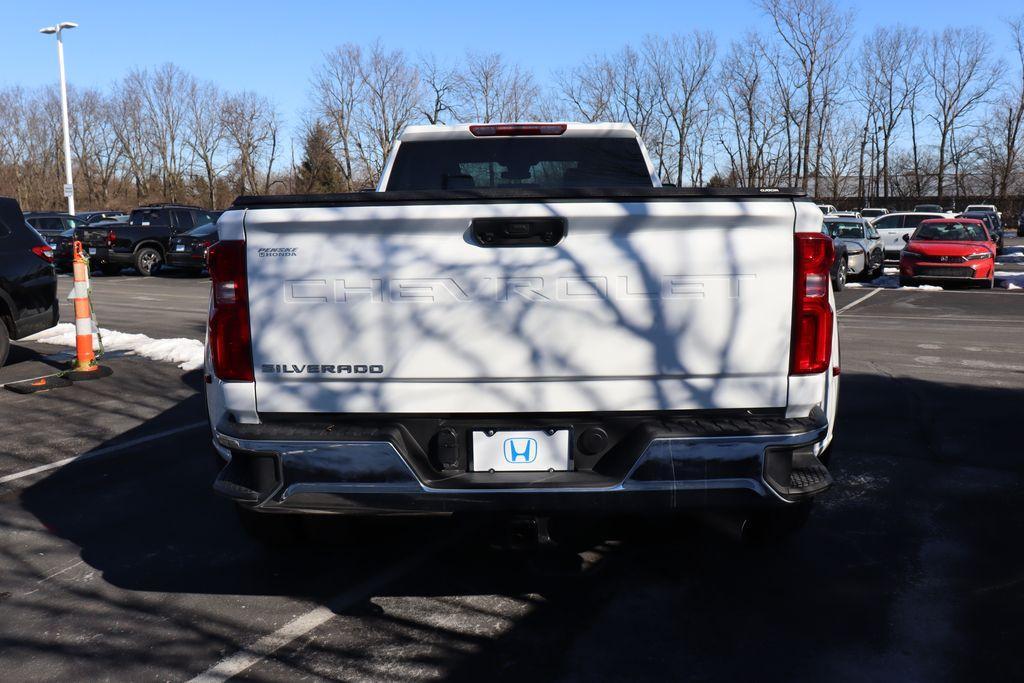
39, 22, 78, 215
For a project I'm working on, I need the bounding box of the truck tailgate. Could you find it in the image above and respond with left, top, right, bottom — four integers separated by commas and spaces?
243, 200, 795, 414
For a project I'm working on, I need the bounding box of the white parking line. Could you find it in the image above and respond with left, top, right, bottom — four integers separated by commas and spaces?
188, 531, 469, 683
0, 421, 206, 485
837, 288, 882, 314
842, 313, 1023, 324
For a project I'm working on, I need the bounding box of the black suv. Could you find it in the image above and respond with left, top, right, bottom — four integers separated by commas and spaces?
1, 197, 59, 366
78, 203, 218, 276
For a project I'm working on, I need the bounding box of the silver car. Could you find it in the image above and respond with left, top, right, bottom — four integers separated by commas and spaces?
823, 216, 885, 279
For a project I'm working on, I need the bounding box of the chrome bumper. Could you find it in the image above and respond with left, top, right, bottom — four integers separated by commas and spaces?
212, 419, 831, 515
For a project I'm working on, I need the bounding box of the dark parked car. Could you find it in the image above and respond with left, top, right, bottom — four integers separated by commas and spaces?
78, 210, 128, 225
52, 226, 78, 272
78, 203, 219, 276
23, 212, 84, 244
959, 210, 1003, 253
1, 197, 59, 366
821, 222, 849, 291
166, 220, 219, 273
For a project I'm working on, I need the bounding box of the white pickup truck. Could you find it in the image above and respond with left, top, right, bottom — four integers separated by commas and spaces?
205, 122, 839, 542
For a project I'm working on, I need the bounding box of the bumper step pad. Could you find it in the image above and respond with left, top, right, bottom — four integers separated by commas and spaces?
764, 449, 832, 499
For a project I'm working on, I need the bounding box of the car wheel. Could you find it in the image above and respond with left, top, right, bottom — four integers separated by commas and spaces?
0, 321, 10, 367
834, 258, 847, 292
899, 276, 913, 287
99, 264, 122, 277
872, 253, 884, 278
134, 247, 162, 277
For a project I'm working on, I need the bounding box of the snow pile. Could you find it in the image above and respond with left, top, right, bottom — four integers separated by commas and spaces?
995, 271, 1024, 290
849, 271, 941, 290
23, 323, 204, 371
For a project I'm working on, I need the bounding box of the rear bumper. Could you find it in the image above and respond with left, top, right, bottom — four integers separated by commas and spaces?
80, 245, 129, 265
166, 252, 206, 269
211, 412, 832, 515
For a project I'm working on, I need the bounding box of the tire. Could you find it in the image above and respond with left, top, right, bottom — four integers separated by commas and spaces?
235, 504, 304, 547
134, 247, 162, 277
833, 258, 847, 292
899, 276, 914, 287
871, 253, 884, 279
99, 264, 122, 277
0, 320, 10, 367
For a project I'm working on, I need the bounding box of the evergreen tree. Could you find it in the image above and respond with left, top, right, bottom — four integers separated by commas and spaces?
296, 122, 342, 193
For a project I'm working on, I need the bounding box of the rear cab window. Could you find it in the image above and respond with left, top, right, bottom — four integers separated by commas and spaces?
385, 137, 654, 191
129, 209, 166, 226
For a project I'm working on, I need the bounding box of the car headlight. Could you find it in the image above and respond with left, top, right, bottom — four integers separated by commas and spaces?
902, 249, 925, 258
846, 246, 864, 255
965, 252, 992, 261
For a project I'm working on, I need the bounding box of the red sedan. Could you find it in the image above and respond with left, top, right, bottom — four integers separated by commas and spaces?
899, 218, 997, 289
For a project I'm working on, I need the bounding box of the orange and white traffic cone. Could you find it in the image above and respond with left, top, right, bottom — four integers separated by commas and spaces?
65, 241, 111, 381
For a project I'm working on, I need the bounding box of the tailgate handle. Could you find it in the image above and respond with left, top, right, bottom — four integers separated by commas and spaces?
471, 218, 565, 247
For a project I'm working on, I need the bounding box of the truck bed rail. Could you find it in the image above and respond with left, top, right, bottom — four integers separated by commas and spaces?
231, 187, 808, 210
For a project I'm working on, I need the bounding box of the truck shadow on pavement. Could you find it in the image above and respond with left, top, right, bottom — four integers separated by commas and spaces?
9, 372, 1024, 681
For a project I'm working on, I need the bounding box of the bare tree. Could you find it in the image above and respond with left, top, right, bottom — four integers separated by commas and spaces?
758, 0, 855, 189
221, 91, 281, 195
312, 44, 365, 190
858, 26, 923, 196
644, 31, 717, 185
716, 36, 787, 186
68, 87, 123, 206
355, 42, 422, 181
923, 28, 1002, 200
988, 16, 1024, 200
185, 80, 225, 208
556, 56, 617, 123
128, 64, 193, 200
419, 54, 458, 125
454, 51, 539, 122
111, 74, 156, 201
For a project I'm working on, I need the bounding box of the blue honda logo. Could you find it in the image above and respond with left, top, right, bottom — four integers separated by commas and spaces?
503, 438, 538, 464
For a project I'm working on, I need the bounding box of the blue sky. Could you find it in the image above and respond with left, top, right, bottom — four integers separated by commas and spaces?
2, 0, 1020, 133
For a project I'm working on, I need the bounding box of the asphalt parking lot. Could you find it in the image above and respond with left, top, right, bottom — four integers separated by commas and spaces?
1, 240, 1023, 682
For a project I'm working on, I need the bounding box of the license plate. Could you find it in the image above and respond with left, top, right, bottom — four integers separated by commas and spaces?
175, 244, 186, 252
471, 430, 570, 472
88, 247, 96, 255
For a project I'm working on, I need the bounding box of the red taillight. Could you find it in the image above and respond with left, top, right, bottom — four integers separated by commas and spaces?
469, 123, 567, 137
31, 245, 54, 263
790, 232, 835, 375
106, 229, 117, 247
207, 240, 254, 381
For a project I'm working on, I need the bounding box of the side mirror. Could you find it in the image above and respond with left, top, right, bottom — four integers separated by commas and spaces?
902, 234, 910, 243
